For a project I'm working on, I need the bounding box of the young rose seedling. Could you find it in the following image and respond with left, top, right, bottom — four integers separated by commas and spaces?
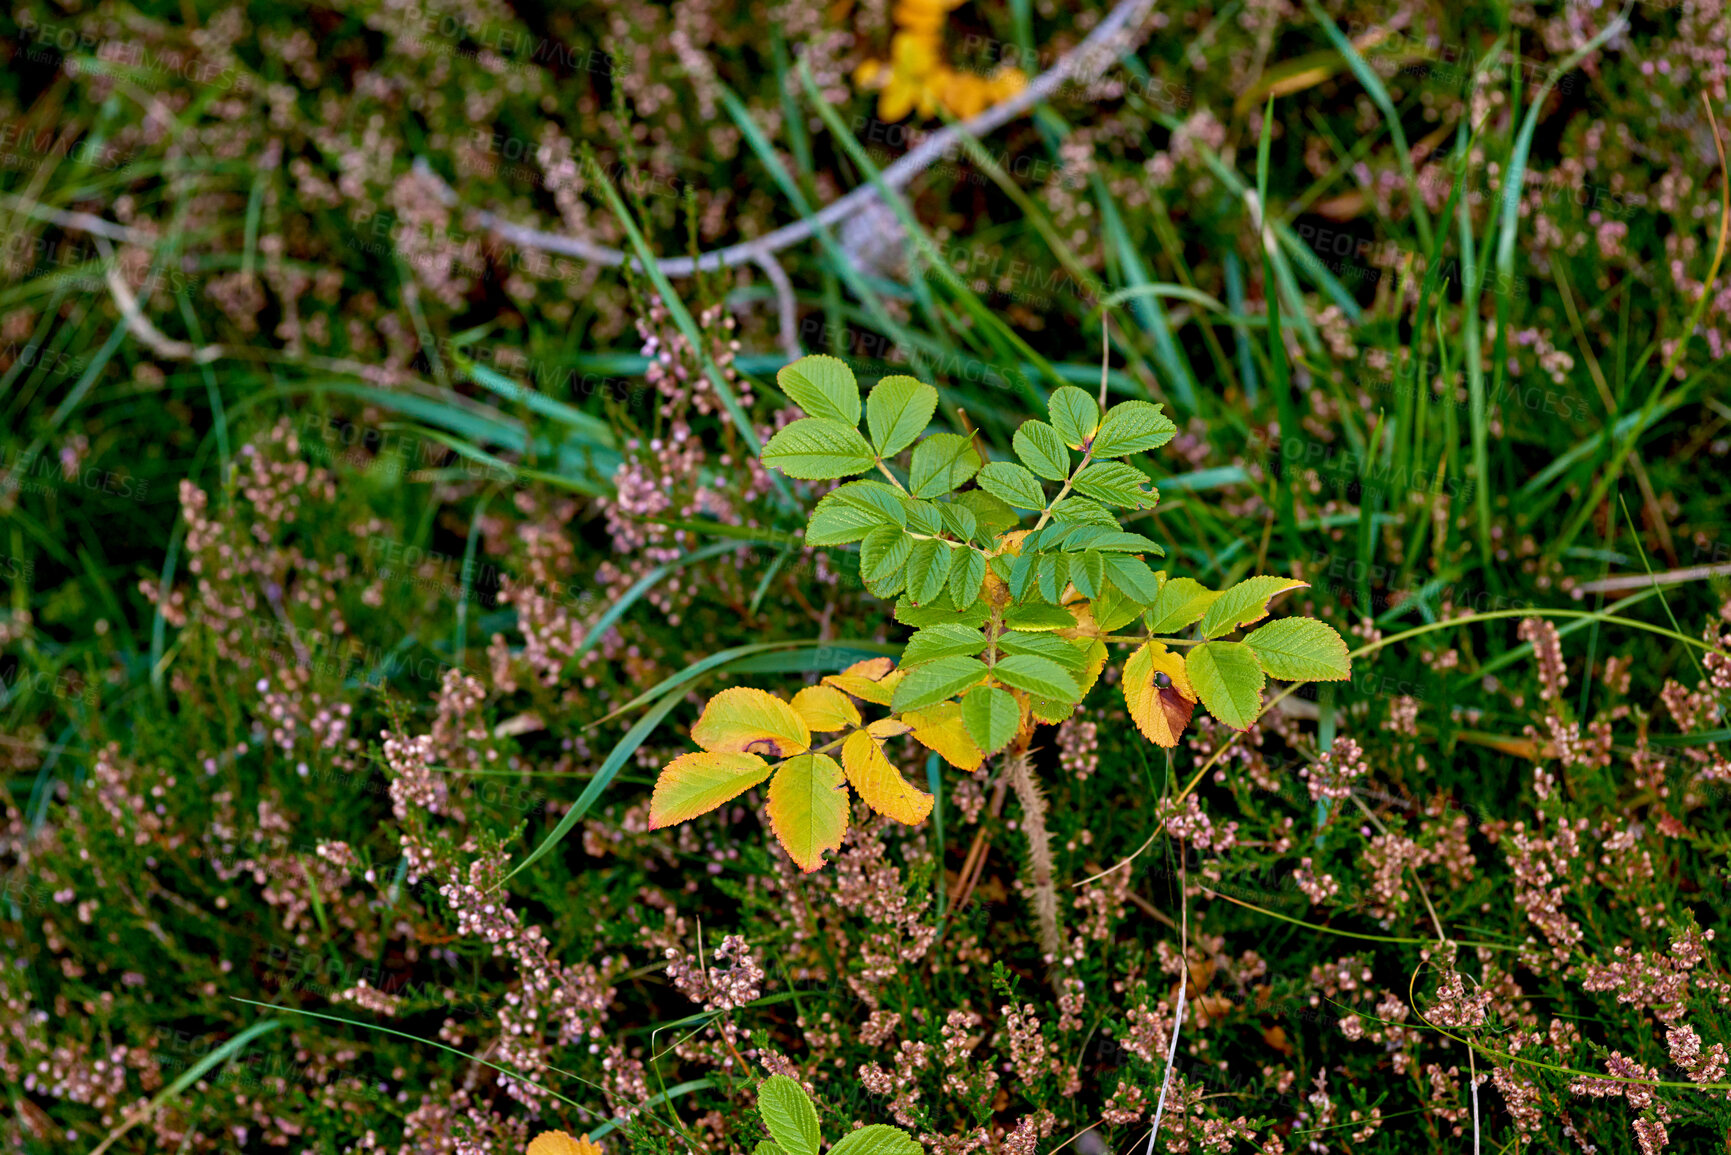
649, 356, 1351, 907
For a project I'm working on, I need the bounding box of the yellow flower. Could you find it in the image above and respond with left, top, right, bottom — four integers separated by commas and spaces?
854, 0, 1029, 122
892, 0, 951, 35
527, 1132, 604, 1155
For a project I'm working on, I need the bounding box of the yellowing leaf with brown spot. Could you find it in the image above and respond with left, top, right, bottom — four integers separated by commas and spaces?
1124, 641, 1198, 748
841, 730, 934, 824
766, 753, 850, 871
791, 685, 861, 732
901, 701, 984, 771
528, 1132, 604, 1155
649, 751, 773, 828
690, 687, 810, 756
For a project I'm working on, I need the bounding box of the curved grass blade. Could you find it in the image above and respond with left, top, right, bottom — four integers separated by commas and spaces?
1304, 0, 1432, 252
499, 685, 688, 887
227, 1000, 599, 1112
87, 1018, 286, 1155
560, 540, 743, 676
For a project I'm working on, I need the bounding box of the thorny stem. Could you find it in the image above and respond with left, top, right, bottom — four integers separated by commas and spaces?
1004, 745, 1062, 961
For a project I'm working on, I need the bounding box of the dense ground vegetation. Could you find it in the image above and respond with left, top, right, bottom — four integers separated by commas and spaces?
3, 0, 1731, 1152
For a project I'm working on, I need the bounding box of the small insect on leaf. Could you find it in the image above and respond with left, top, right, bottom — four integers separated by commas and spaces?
1123, 641, 1198, 748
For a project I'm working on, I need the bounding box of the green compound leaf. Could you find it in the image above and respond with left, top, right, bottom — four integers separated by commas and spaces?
1071, 461, 1157, 508
1035, 553, 1070, 603
975, 461, 1047, 510
1090, 400, 1178, 458
998, 631, 1087, 669
757, 1075, 822, 1155
1244, 617, 1352, 681
961, 684, 1020, 756
1199, 575, 1309, 638
890, 655, 990, 712
1049, 496, 1118, 526
896, 596, 991, 629
1088, 584, 1145, 632
994, 653, 1080, 701
1185, 640, 1266, 730
1071, 549, 1105, 598
859, 525, 912, 596
1003, 603, 1077, 631
902, 623, 989, 666
763, 417, 877, 480
1048, 385, 1101, 449
828, 1125, 924, 1155
777, 354, 861, 426
804, 480, 907, 546
866, 375, 938, 457
956, 489, 1020, 537
1104, 555, 1162, 603
1144, 576, 1217, 634
938, 501, 977, 542
903, 499, 943, 535
949, 548, 987, 609
909, 432, 983, 498
905, 538, 957, 606
1013, 420, 1071, 481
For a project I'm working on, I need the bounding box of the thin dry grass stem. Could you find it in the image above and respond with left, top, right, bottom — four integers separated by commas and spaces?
1148, 839, 1188, 1153
1469, 1038, 1482, 1155
408, 0, 1161, 275
751, 253, 801, 358
1346, 791, 1447, 942
91, 234, 225, 364
946, 772, 1009, 923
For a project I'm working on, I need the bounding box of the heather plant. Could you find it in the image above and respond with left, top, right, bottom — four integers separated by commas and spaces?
650, 354, 1350, 953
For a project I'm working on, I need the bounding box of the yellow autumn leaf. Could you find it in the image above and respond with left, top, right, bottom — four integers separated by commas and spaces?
791, 685, 862, 732
867, 717, 913, 738
767, 752, 851, 871
528, 1132, 603, 1155
649, 751, 774, 829
1124, 641, 1198, 749
690, 687, 810, 757
841, 730, 935, 824
823, 657, 899, 706
901, 700, 983, 771
847, 656, 896, 679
